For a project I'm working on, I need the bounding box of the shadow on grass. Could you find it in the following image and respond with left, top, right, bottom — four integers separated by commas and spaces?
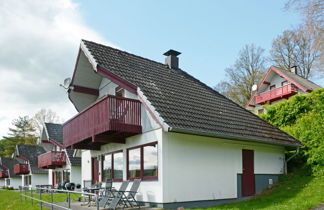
204, 169, 318, 210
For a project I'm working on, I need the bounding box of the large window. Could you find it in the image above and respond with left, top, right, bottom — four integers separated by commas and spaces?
102, 151, 123, 182
127, 142, 158, 181
63, 170, 70, 182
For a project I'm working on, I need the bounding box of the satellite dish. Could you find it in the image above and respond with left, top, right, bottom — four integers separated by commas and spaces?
252, 84, 257, 91
63, 78, 72, 88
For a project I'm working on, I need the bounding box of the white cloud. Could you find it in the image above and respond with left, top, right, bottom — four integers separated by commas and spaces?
0, 0, 113, 137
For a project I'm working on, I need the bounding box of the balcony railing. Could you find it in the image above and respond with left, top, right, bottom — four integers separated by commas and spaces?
14, 164, 29, 175
0, 171, 9, 178
63, 95, 142, 150
255, 84, 298, 104
38, 151, 66, 169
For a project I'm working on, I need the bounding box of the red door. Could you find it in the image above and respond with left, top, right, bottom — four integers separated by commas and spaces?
242, 149, 255, 196
92, 157, 99, 184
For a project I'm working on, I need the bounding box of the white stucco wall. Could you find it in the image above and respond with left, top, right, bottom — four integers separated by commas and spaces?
31, 174, 48, 188
8, 177, 21, 189
162, 132, 285, 203
81, 150, 92, 188
71, 166, 82, 185
0, 179, 4, 187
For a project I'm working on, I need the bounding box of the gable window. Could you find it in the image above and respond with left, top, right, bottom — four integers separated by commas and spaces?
270, 85, 276, 90
258, 109, 264, 115
102, 151, 123, 182
115, 87, 125, 97
281, 81, 288, 86
127, 142, 158, 181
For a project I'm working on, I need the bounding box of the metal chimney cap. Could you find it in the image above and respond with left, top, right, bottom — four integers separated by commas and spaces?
163, 49, 181, 56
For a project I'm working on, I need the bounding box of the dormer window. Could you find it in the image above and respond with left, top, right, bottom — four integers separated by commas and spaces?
270, 85, 276, 90
115, 87, 125, 97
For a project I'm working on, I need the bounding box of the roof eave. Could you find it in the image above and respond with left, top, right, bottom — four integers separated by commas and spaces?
168, 127, 301, 150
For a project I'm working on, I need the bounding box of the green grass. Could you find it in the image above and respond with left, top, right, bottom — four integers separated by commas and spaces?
199, 170, 324, 210
0, 189, 82, 210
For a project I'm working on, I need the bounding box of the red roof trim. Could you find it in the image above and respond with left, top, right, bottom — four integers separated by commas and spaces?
97, 65, 137, 94
48, 138, 64, 149
16, 155, 29, 162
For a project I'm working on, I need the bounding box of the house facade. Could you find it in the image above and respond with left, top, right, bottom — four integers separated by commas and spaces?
0, 157, 21, 189
63, 40, 301, 208
13, 144, 48, 188
39, 123, 81, 188
246, 66, 321, 114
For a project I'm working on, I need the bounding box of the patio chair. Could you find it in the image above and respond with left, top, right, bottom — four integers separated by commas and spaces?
99, 180, 129, 208
121, 179, 141, 208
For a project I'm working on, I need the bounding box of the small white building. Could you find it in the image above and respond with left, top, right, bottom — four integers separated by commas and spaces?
39, 123, 82, 188
0, 157, 21, 189
13, 145, 48, 188
63, 40, 301, 208
246, 66, 321, 114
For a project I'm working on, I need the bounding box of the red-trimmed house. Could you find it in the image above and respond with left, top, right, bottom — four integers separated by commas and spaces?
39, 123, 81, 188
246, 66, 321, 114
63, 40, 301, 208
0, 157, 20, 189
13, 144, 48, 188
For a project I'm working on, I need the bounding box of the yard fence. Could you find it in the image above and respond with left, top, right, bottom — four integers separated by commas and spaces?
19, 186, 99, 210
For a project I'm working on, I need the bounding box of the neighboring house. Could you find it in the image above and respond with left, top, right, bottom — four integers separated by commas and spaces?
39, 123, 81, 188
62, 40, 301, 208
13, 145, 48, 188
0, 157, 21, 189
246, 66, 321, 114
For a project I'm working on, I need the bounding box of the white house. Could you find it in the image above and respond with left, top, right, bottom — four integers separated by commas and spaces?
39, 123, 82, 188
62, 40, 301, 208
13, 145, 48, 188
0, 157, 21, 189
246, 66, 321, 114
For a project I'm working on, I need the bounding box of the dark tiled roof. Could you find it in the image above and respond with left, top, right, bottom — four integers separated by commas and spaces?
276, 67, 321, 91
82, 40, 301, 147
16, 145, 47, 174
66, 149, 81, 166
45, 123, 63, 145
0, 157, 20, 178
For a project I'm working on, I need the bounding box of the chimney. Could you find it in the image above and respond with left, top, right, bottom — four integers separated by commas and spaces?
164, 49, 181, 69
290, 66, 297, 74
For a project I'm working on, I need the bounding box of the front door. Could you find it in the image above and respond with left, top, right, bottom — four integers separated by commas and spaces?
92, 157, 99, 184
242, 149, 255, 196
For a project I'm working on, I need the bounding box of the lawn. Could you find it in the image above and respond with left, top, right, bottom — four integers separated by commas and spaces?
0, 189, 81, 210
199, 170, 324, 210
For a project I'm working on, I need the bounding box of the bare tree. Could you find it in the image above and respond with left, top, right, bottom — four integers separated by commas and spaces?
270, 28, 320, 78
215, 44, 266, 106
285, 0, 323, 73
32, 109, 61, 138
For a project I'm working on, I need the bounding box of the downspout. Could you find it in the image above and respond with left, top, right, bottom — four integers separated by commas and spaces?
284, 147, 300, 174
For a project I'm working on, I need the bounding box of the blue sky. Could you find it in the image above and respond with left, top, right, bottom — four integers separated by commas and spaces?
76, 0, 302, 87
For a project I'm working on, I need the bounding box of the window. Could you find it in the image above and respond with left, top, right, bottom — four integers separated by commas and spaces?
115, 87, 125, 97
127, 142, 158, 181
102, 151, 123, 182
258, 109, 264, 115
24, 175, 31, 186
63, 170, 70, 182
281, 81, 288, 86
270, 85, 276, 90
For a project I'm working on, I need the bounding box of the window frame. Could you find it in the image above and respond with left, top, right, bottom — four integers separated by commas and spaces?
270, 85, 276, 90
281, 80, 288, 86
102, 150, 123, 182
127, 142, 158, 181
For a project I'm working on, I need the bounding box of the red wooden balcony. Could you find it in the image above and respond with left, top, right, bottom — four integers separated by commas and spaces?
0, 171, 9, 178
255, 84, 298, 104
14, 164, 29, 175
63, 95, 142, 150
38, 151, 66, 169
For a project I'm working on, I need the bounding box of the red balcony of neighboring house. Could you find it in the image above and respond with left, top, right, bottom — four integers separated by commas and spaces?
38, 151, 66, 169
255, 84, 298, 104
63, 95, 142, 150
14, 164, 29, 175
0, 171, 9, 178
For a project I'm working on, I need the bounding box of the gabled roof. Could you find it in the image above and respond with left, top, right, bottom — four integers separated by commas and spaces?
74, 40, 301, 148
275, 67, 321, 91
44, 123, 63, 146
246, 66, 321, 107
66, 149, 81, 166
0, 157, 20, 178
16, 145, 47, 174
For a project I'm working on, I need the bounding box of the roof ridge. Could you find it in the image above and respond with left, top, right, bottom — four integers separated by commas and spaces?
82, 39, 169, 69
